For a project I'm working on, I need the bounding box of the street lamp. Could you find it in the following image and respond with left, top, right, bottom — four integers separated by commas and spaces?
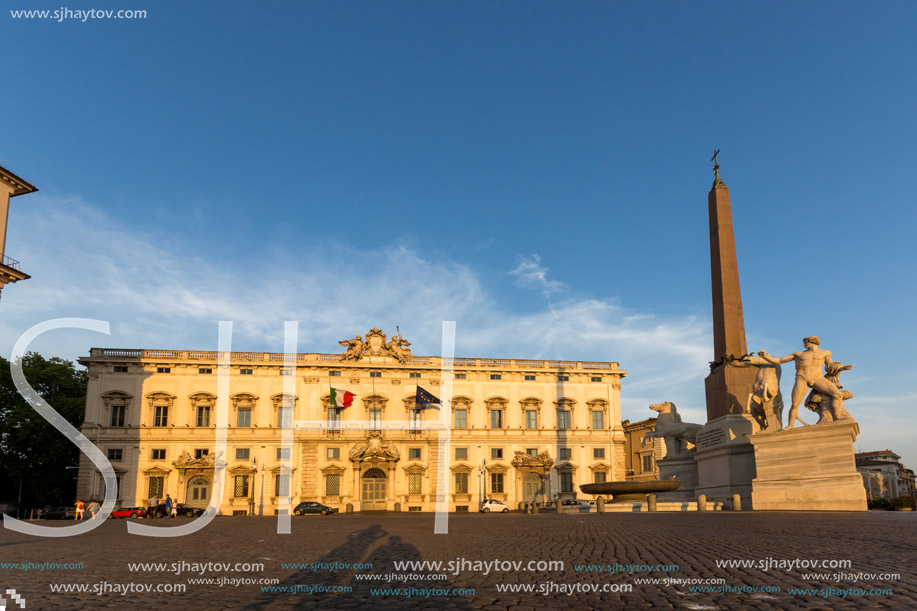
259, 462, 266, 517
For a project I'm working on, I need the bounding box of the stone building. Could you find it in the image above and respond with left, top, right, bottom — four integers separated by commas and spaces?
621, 418, 666, 481
856, 450, 905, 499
76, 328, 626, 513
0, 164, 38, 304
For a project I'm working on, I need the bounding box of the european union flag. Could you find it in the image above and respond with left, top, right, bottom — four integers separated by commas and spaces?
414, 386, 442, 410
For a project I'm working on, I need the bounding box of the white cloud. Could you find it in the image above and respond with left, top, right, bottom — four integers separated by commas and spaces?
508, 253, 566, 299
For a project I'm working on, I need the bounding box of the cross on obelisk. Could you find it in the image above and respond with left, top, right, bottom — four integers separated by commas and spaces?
704, 151, 756, 421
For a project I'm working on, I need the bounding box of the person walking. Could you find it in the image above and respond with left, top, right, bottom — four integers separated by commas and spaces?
164, 494, 173, 519
148, 493, 159, 519
169, 495, 178, 518
87, 500, 101, 519
74, 499, 84, 520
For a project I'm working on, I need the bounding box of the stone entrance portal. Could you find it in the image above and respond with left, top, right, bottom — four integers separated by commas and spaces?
186, 476, 210, 508
523, 472, 544, 504
361, 469, 387, 510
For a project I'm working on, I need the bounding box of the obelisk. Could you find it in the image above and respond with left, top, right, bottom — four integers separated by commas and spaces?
703, 152, 757, 421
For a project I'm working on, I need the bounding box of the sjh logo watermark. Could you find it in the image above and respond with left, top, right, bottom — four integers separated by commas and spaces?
0, 588, 26, 610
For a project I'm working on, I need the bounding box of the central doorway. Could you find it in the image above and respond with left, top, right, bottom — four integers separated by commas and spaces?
523, 472, 544, 504
361, 469, 387, 510
186, 476, 210, 509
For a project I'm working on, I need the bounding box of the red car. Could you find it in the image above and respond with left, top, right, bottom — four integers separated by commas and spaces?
109, 506, 147, 519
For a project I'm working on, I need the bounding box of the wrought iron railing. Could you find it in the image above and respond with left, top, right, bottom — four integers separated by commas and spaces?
1, 255, 21, 271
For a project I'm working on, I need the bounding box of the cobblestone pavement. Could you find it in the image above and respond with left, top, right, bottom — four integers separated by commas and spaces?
1, 511, 914, 610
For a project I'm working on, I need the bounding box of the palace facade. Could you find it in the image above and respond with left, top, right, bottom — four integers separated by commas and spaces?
76, 328, 626, 514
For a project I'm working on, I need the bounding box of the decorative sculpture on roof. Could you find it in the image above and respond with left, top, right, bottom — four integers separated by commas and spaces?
641, 402, 702, 457
339, 328, 413, 362
349, 431, 400, 462
511, 451, 554, 469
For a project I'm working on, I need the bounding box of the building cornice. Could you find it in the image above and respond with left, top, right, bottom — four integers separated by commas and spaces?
0, 165, 38, 197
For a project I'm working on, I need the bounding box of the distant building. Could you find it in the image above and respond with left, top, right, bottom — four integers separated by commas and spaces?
76, 328, 627, 513
622, 418, 665, 481
0, 164, 38, 303
856, 450, 912, 499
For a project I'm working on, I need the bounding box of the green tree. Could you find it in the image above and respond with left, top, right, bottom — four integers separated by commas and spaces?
0, 352, 87, 511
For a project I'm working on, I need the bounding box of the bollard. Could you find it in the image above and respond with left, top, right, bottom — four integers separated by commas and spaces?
345, 503, 353, 513
596, 497, 605, 513
523, 502, 530, 514
647, 493, 657, 512
394, 502, 401, 512
532, 502, 539, 514
731, 493, 742, 511
697, 494, 707, 511
555, 499, 564, 514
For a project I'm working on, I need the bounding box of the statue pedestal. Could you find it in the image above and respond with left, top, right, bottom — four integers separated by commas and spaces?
750, 421, 867, 511
694, 414, 758, 508
657, 455, 698, 500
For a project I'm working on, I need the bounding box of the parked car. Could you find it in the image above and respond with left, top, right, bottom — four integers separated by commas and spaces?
293, 501, 336, 515
109, 506, 147, 519
175, 504, 205, 518
39, 507, 76, 520
480, 499, 510, 513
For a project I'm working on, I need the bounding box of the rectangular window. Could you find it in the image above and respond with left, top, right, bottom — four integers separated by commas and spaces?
235, 448, 250, 460
491, 472, 504, 493
151, 449, 166, 460
240, 368, 253, 375
199, 367, 213, 374
327, 407, 341, 427
326, 473, 341, 496
274, 474, 291, 497
369, 408, 382, 429
557, 410, 570, 430
408, 473, 422, 494
454, 408, 467, 429
237, 408, 252, 427
277, 406, 292, 427
409, 372, 421, 378
194, 449, 209, 460
277, 448, 291, 460
234, 475, 250, 497
455, 447, 468, 460
280, 370, 292, 376
454, 373, 467, 380
524, 375, 536, 381
592, 410, 604, 430
154, 405, 168, 427
559, 448, 572, 460
327, 447, 340, 460
369, 371, 381, 378
490, 374, 501, 380
455, 472, 469, 494
490, 409, 503, 429
525, 410, 537, 429
491, 448, 503, 460
560, 472, 574, 493
157, 367, 171, 374
196, 406, 210, 427
113, 365, 128, 373
591, 376, 602, 382
107, 448, 123, 461
557, 375, 569, 381
409, 408, 422, 428
329, 370, 341, 377
110, 405, 126, 427
148, 476, 164, 497
593, 448, 605, 459
642, 455, 654, 473
594, 471, 607, 483
526, 448, 538, 458
408, 448, 421, 460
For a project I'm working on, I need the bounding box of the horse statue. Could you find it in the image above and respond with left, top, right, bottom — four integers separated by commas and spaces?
640, 402, 702, 457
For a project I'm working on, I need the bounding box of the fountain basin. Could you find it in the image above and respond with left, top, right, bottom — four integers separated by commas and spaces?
580, 480, 681, 503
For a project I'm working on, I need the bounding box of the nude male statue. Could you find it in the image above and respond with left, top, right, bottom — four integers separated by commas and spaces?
758, 336, 852, 429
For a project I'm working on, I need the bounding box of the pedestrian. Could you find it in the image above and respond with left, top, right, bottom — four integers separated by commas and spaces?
169, 496, 178, 518
75, 499, 84, 520
87, 499, 101, 519
164, 494, 173, 518
148, 493, 159, 519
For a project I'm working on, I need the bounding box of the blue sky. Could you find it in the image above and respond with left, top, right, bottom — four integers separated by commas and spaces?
2, 1, 916, 466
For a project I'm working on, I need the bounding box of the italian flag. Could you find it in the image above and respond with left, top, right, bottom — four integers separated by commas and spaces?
330, 388, 355, 408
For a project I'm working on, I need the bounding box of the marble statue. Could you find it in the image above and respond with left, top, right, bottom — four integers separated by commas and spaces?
641, 402, 702, 457
339, 335, 366, 361
758, 336, 854, 428
384, 334, 412, 363
735, 355, 784, 431
804, 360, 855, 424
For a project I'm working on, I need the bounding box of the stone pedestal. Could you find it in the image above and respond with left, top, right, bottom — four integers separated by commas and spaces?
657, 455, 698, 500
750, 421, 867, 511
694, 414, 758, 508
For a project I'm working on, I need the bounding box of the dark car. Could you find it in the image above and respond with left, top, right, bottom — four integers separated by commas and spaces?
109, 506, 147, 519
175, 503, 205, 518
293, 501, 336, 515
39, 507, 76, 520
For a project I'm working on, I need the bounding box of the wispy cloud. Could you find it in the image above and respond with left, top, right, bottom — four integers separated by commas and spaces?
508, 254, 566, 300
